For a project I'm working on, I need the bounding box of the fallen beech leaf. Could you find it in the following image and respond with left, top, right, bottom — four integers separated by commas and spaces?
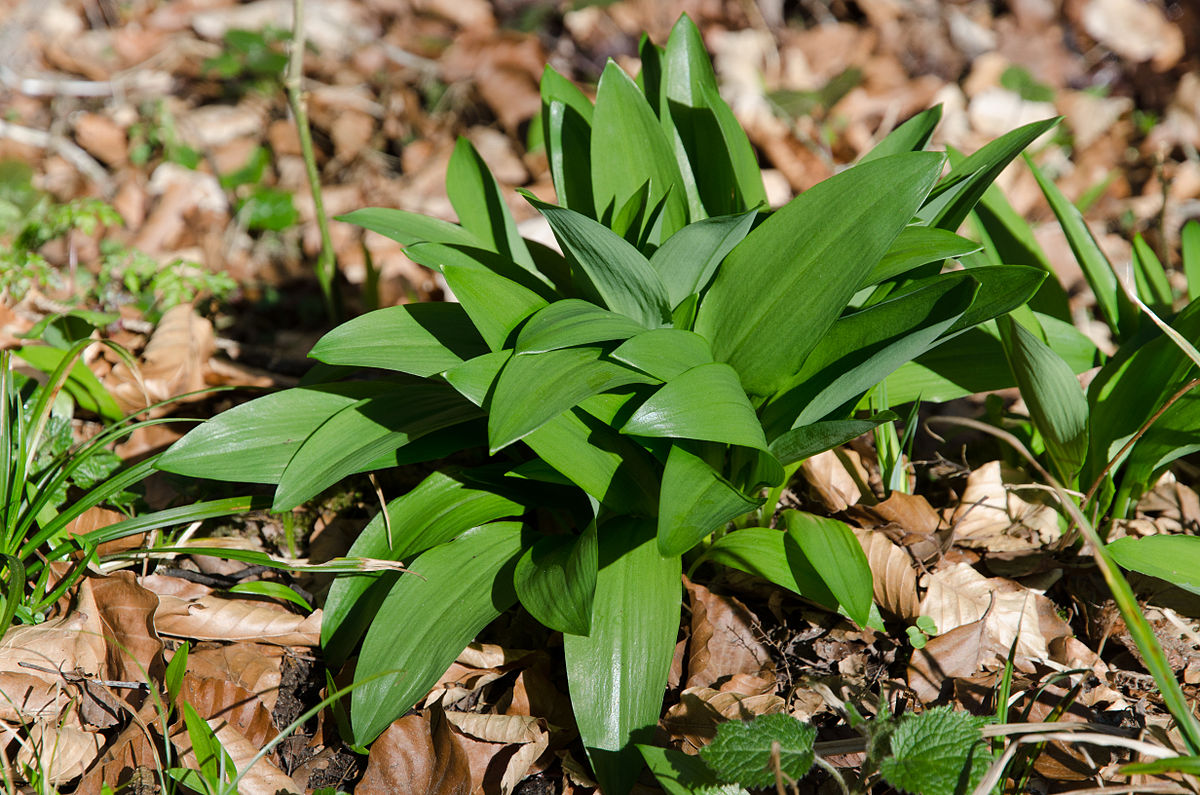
105, 304, 216, 416
173, 716, 302, 795
908, 612, 995, 702
91, 572, 164, 693
853, 528, 920, 620
684, 578, 775, 690
178, 672, 278, 749
1081, 0, 1184, 70
356, 706, 471, 795
66, 507, 146, 557
919, 562, 1072, 665
950, 461, 1061, 552
852, 491, 949, 562
662, 687, 786, 751
186, 644, 284, 715
801, 448, 869, 512
17, 711, 104, 785
445, 712, 550, 795
145, 575, 321, 646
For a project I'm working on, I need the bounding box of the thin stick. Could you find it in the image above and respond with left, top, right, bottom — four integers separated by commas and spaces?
0, 119, 111, 192
285, 0, 340, 322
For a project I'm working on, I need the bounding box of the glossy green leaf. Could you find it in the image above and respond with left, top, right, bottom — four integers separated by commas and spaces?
351, 522, 524, 745
940, 265, 1046, 337
1120, 756, 1200, 776
700, 527, 839, 612
321, 469, 523, 663
638, 745, 747, 795
860, 105, 942, 162
13, 346, 122, 421
514, 521, 598, 635
489, 347, 656, 452
446, 136, 534, 269
516, 299, 646, 354
439, 261, 548, 351
525, 193, 672, 327
541, 65, 595, 216
273, 382, 483, 510
621, 363, 767, 450
156, 382, 403, 484
649, 211, 757, 307
1027, 153, 1137, 338
443, 350, 509, 406
226, 581, 310, 611
1132, 233, 1173, 312
308, 303, 488, 375
1183, 220, 1200, 302
859, 226, 981, 289
337, 207, 479, 247
919, 118, 1059, 232
998, 315, 1089, 480
610, 329, 714, 381
784, 510, 872, 627
657, 443, 762, 556
1107, 535, 1200, 596
662, 14, 766, 217
564, 518, 681, 795
591, 61, 689, 239
695, 152, 945, 396
769, 413, 899, 466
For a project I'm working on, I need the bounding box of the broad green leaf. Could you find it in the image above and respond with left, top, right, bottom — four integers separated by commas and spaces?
638, 745, 747, 795
699, 714, 816, 789
516, 299, 646, 354
699, 528, 839, 612
321, 469, 523, 663
351, 522, 524, 745
525, 193, 672, 327
859, 105, 942, 162
156, 382, 402, 483
444, 350, 510, 406
514, 521, 598, 636
998, 315, 1088, 481
489, 347, 657, 452
784, 510, 872, 627
769, 413, 899, 466
404, 241, 555, 296
610, 328, 714, 381
973, 183, 1071, 321
859, 226, 981, 289
1184, 220, 1200, 302
650, 211, 757, 307
918, 118, 1059, 232
337, 207, 479, 247
658, 443, 762, 556
879, 707, 994, 795
621, 363, 767, 450
1107, 535, 1200, 596
564, 518, 681, 795
1027, 154, 1137, 339
439, 261, 548, 351
13, 346, 122, 421
940, 264, 1046, 336
524, 405, 660, 515
308, 303, 488, 375
541, 65, 595, 216
446, 136, 534, 269
273, 382, 483, 509
1131, 234, 1173, 312
763, 277, 975, 432
662, 15, 767, 217
695, 152, 945, 396
591, 61, 689, 240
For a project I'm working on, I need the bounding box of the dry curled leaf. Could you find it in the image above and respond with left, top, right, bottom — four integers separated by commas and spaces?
853, 528, 920, 620
172, 716, 302, 795
142, 574, 320, 646
356, 706, 472, 795
684, 578, 775, 690
662, 687, 786, 752
105, 304, 215, 416
950, 461, 1061, 552
445, 712, 550, 795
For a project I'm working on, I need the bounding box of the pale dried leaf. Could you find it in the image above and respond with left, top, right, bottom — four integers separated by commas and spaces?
684, 578, 774, 690
445, 713, 550, 795
105, 304, 216, 416
854, 528, 920, 620
1081, 0, 1184, 70
186, 644, 284, 715
17, 712, 104, 785
662, 687, 786, 751
173, 717, 302, 795
801, 448, 869, 512
951, 461, 1061, 551
153, 592, 321, 646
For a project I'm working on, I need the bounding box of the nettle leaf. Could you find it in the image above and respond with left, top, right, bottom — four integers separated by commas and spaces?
564, 519, 681, 795
658, 443, 762, 556
650, 211, 758, 308
446, 136, 534, 269
514, 521, 598, 636
591, 60, 689, 239
611, 329, 714, 381
525, 193, 672, 327
322, 469, 523, 665
695, 152, 945, 397
351, 522, 524, 746
621, 363, 767, 450
541, 65, 595, 216
337, 207, 479, 247
699, 714, 816, 789
489, 347, 658, 452
785, 510, 873, 627
308, 303, 488, 375
860, 105, 942, 163
662, 14, 767, 218
879, 707, 995, 795
516, 299, 647, 354
1107, 535, 1200, 596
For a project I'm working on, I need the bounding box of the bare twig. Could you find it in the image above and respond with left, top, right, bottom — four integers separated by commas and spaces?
0, 119, 112, 192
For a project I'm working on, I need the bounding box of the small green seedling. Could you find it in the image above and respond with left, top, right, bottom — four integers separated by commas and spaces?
906, 615, 938, 649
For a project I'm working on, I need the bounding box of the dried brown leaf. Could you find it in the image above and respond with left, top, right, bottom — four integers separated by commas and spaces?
684, 578, 774, 690
853, 528, 920, 620
173, 716, 302, 795
186, 644, 284, 715
144, 574, 320, 646
662, 687, 786, 751
16, 711, 105, 785
445, 713, 549, 795
950, 461, 1061, 552
105, 304, 216, 416
356, 706, 472, 795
